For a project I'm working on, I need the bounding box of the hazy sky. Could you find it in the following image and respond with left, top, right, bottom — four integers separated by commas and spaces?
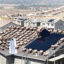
0, 0, 64, 6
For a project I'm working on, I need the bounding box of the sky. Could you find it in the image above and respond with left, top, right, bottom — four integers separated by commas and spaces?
0, 0, 64, 6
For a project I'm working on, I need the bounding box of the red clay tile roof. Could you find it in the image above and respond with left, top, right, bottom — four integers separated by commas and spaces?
0, 26, 37, 55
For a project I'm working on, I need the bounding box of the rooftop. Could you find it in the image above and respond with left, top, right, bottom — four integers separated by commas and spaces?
26, 18, 42, 23
0, 22, 17, 32
0, 26, 64, 61
0, 26, 37, 55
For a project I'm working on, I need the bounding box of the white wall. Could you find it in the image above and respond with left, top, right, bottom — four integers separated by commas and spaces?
30, 61, 42, 64
13, 20, 21, 25
14, 58, 43, 64
24, 21, 55, 29
24, 22, 37, 27
41, 22, 55, 29
14, 58, 25, 64
45, 23, 55, 29
0, 55, 7, 64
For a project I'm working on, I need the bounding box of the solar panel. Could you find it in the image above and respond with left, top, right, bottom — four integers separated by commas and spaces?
9, 38, 17, 54
48, 19, 54, 22
26, 31, 64, 51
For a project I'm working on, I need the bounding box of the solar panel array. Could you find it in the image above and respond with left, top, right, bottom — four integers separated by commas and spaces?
26, 30, 64, 51
48, 19, 54, 22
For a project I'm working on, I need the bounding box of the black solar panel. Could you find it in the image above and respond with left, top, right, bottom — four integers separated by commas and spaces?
26, 31, 64, 51
48, 19, 54, 22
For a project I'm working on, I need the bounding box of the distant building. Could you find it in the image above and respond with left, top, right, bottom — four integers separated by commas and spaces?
24, 18, 42, 27
12, 17, 27, 26
24, 18, 64, 30
24, 18, 55, 28
41, 19, 55, 29
55, 19, 64, 30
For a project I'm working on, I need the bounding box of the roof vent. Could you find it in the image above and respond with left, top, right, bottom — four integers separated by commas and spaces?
9, 38, 17, 54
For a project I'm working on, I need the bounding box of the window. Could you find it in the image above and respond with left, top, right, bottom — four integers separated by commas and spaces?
51, 24, 54, 26
37, 22, 40, 26
47, 23, 49, 25
42, 23, 45, 25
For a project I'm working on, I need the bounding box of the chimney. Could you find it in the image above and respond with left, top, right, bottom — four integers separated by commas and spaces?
9, 38, 17, 54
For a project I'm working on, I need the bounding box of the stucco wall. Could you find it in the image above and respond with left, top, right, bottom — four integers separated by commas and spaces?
30, 61, 42, 64
24, 21, 55, 29
14, 58, 25, 64
14, 58, 43, 64
0, 55, 7, 64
